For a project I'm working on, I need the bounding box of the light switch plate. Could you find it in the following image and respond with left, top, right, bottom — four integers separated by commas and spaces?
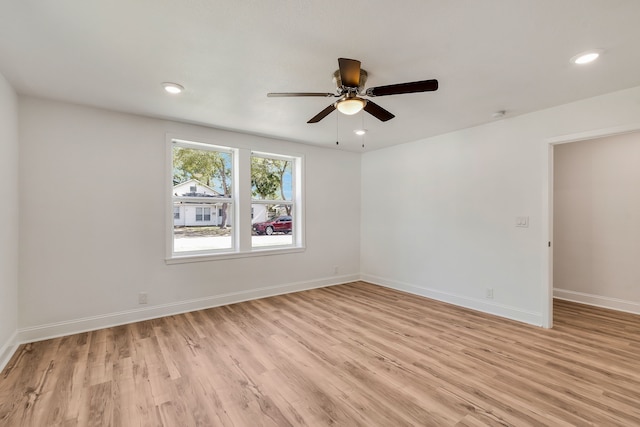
516, 216, 529, 227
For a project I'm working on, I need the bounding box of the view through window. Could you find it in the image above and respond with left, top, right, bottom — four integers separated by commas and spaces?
170, 139, 302, 258
251, 154, 294, 248
172, 142, 233, 253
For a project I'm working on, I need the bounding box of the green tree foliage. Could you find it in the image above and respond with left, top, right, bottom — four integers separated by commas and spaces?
173, 147, 232, 228
173, 147, 230, 193
251, 157, 291, 215
251, 157, 280, 199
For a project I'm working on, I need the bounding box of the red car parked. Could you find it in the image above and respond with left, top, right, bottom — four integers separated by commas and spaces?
252, 216, 292, 235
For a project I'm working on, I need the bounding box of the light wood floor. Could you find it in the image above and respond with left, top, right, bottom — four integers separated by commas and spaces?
1, 282, 639, 426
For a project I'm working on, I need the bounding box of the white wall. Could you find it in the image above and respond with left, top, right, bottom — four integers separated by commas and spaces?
361, 85, 640, 326
13, 84, 640, 344
0, 72, 19, 368
554, 132, 640, 314
18, 96, 361, 340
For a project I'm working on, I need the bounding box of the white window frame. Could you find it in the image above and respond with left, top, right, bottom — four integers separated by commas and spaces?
166, 136, 305, 263
169, 139, 235, 258
250, 151, 297, 249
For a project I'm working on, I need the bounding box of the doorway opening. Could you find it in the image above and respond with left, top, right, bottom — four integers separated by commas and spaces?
546, 125, 640, 327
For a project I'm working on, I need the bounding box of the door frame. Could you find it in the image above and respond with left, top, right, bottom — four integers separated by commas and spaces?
542, 123, 640, 328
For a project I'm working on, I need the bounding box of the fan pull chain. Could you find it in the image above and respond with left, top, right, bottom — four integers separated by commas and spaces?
335, 111, 339, 146
362, 112, 365, 149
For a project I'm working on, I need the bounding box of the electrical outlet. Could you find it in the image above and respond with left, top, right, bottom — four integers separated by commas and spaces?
486, 288, 494, 299
333, 266, 339, 275
138, 292, 148, 304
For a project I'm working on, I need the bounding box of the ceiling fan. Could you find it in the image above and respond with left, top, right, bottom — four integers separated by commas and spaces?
267, 58, 438, 123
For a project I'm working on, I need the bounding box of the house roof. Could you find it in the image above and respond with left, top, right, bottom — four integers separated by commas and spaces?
1, 1, 640, 151
174, 179, 223, 198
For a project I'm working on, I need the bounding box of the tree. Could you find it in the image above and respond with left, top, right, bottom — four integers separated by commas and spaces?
173, 147, 232, 228
251, 157, 280, 199
251, 157, 291, 215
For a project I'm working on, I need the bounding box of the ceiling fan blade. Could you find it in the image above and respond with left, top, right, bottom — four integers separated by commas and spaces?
366, 79, 438, 97
338, 58, 361, 87
307, 104, 336, 123
268, 92, 336, 97
363, 100, 395, 122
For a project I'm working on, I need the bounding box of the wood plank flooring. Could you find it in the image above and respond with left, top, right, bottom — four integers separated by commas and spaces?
1, 281, 639, 426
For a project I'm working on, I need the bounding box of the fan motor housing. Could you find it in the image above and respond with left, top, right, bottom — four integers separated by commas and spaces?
333, 69, 368, 92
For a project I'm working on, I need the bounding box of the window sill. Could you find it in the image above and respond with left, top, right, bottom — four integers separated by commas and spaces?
165, 246, 306, 264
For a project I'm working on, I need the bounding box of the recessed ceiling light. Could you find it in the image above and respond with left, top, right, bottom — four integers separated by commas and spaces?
570, 50, 602, 65
162, 82, 184, 94
354, 129, 367, 136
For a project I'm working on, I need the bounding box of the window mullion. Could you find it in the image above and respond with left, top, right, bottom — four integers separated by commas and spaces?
236, 148, 252, 251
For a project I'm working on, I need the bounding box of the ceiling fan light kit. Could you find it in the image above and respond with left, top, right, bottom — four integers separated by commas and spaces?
336, 97, 366, 115
267, 58, 438, 124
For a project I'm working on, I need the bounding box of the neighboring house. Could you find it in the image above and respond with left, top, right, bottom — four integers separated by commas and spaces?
174, 179, 292, 227
251, 204, 268, 224
173, 179, 230, 227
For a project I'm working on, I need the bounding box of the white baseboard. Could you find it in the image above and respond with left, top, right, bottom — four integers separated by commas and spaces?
0, 330, 19, 373
361, 273, 544, 327
554, 288, 640, 315
16, 274, 359, 345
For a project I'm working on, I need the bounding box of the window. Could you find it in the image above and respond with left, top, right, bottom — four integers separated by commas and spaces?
195, 207, 211, 222
168, 138, 303, 261
251, 153, 295, 248
171, 140, 233, 254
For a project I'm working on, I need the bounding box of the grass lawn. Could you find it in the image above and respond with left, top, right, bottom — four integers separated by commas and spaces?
173, 226, 232, 238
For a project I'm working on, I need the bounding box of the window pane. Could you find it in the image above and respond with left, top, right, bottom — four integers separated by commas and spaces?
174, 203, 233, 252
173, 142, 234, 254
173, 146, 232, 197
251, 156, 292, 201
251, 204, 293, 248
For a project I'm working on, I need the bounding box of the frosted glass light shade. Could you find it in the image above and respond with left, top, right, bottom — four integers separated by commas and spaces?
336, 98, 365, 115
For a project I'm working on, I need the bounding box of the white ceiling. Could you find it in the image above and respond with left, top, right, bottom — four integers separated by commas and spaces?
1, 1, 640, 151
